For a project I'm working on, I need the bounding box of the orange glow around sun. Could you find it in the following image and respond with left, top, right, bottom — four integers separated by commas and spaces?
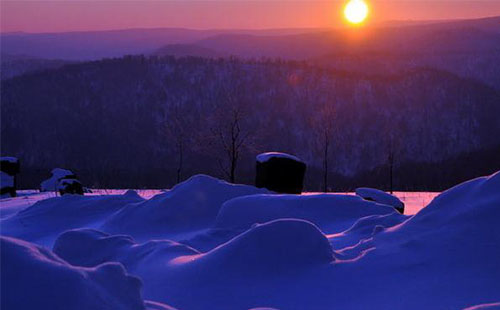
344, 0, 369, 25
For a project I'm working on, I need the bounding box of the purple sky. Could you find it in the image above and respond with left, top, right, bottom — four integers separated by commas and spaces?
2, 1, 500, 33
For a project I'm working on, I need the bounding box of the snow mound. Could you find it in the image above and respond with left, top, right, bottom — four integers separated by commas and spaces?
356, 171, 500, 308
388, 170, 500, 234
40, 168, 77, 192
256, 152, 303, 163
330, 212, 408, 250
215, 193, 396, 234
53, 228, 199, 270
102, 174, 269, 237
124, 189, 142, 199
0, 156, 19, 163
463, 303, 500, 310
0, 193, 144, 246
173, 219, 333, 273
0, 236, 145, 310
355, 187, 404, 213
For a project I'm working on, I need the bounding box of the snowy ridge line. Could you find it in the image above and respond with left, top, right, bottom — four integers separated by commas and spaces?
1, 171, 499, 309
256, 152, 303, 163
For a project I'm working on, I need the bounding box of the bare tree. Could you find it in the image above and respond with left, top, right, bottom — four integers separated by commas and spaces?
309, 103, 338, 192
209, 104, 254, 183
162, 105, 188, 184
203, 76, 258, 184
387, 136, 395, 194
385, 121, 402, 194
320, 104, 338, 192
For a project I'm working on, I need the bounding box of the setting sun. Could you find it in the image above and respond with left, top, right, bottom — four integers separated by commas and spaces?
344, 0, 369, 24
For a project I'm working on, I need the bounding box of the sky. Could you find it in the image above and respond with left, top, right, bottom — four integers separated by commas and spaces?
1, 0, 500, 33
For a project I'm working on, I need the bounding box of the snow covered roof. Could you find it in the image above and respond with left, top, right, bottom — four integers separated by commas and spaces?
40, 168, 76, 192
256, 152, 303, 163
0, 157, 19, 163
355, 187, 404, 210
50, 168, 74, 176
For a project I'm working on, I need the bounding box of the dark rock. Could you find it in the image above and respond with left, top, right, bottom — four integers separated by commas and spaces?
58, 179, 84, 196
0, 157, 20, 176
255, 152, 306, 194
1, 157, 20, 197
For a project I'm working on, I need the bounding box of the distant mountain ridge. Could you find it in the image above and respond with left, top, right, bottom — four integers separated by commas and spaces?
2, 16, 499, 61
0, 27, 320, 60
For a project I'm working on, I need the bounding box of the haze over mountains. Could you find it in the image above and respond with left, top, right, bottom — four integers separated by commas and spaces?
1, 16, 499, 190
2, 16, 500, 87
2, 17, 499, 59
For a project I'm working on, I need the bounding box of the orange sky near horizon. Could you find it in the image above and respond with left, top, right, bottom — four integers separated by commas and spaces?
2, 0, 500, 33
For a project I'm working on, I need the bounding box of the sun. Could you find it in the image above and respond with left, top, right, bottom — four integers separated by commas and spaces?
344, 0, 369, 25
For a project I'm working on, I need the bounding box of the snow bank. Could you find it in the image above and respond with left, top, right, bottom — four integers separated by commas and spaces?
355, 187, 404, 213
52, 229, 201, 306
352, 171, 500, 309
2, 172, 500, 310
102, 174, 268, 238
174, 219, 333, 273
53, 228, 199, 270
384, 170, 500, 235
215, 193, 397, 233
330, 212, 408, 250
0, 236, 145, 310
0, 156, 19, 163
256, 152, 303, 163
40, 168, 77, 192
184, 193, 399, 252
0, 192, 144, 246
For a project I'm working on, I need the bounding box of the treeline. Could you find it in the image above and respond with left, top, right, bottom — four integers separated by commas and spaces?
2, 55, 499, 190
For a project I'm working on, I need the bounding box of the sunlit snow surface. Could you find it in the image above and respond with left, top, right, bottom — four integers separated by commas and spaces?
1, 174, 499, 310
0, 189, 164, 219
0, 189, 437, 219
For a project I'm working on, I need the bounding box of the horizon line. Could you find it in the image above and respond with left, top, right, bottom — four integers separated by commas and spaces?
2, 15, 499, 35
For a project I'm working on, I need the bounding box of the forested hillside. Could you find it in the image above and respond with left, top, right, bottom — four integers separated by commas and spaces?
2, 56, 499, 189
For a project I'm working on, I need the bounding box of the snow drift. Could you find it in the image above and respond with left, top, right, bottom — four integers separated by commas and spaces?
355, 187, 404, 213
101, 174, 269, 238
2, 171, 500, 309
172, 219, 334, 274
53, 228, 199, 271
0, 236, 145, 310
0, 191, 144, 246
215, 193, 398, 233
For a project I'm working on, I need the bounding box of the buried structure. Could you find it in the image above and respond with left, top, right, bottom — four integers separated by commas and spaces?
255, 152, 306, 194
58, 179, 84, 196
355, 187, 405, 213
40, 168, 78, 192
1, 157, 20, 197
